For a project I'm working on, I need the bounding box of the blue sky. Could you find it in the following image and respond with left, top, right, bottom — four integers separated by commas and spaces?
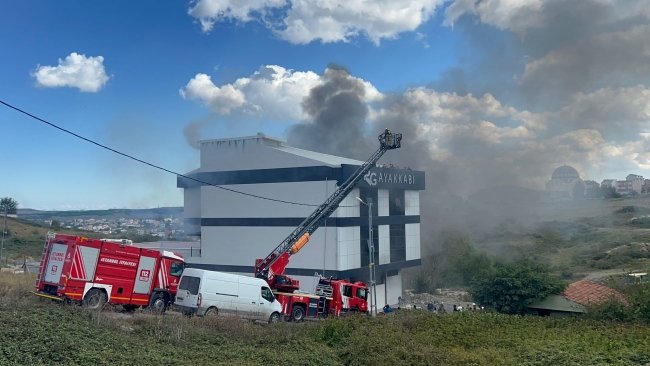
1, 0, 649, 209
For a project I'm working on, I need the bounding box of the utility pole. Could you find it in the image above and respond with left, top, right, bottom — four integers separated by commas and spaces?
1, 206, 7, 265
356, 197, 377, 316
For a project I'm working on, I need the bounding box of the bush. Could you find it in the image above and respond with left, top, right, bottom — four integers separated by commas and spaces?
586, 283, 650, 324
470, 261, 567, 315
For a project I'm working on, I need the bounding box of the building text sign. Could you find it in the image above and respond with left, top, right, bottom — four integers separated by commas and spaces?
342, 165, 425, 190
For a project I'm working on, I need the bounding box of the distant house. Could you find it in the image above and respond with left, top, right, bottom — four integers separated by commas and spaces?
528, 279, 628, 317
601, 179, 617, 188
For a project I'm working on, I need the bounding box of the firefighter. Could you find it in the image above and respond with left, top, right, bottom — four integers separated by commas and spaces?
384, 128, 393, 147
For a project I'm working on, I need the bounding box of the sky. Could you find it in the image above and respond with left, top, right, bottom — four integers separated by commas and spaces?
1, 0, 649, 210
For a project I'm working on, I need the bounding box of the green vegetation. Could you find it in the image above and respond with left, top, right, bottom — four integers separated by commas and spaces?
466, 202, 650, 278
469, 262, 567, 315
0, 197, 18, 214
1, 274, 649, 365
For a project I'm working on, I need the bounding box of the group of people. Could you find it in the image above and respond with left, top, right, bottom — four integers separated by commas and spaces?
377, 163, 412, 170
380, 302, 485, 315
452, 303, 484, 312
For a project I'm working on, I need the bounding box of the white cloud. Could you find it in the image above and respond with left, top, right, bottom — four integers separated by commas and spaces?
180, 65, 382, 120
188, 0, 445, 44
31, 53, 110, 93
188, 0, 287, 33
180, 73, 246, 114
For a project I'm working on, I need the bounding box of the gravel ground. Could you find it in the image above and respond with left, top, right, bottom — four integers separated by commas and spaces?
399, 289, 476, 313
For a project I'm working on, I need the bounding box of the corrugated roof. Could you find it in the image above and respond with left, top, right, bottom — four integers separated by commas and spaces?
562, 279, 629, 306
267, 145, 365, 167
528, 294, 586, 313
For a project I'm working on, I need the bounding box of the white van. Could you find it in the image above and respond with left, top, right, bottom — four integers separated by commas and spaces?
174, 268, 283, 323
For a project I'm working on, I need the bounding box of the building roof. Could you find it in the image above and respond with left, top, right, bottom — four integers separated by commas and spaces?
552, 165, 580, 180
267, 145, 365, 167
198, 132, 286, 147
527, 294, 586, 313
561, 279, 629, 306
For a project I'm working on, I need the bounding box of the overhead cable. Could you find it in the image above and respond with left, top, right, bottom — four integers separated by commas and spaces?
0, 100, 333, 207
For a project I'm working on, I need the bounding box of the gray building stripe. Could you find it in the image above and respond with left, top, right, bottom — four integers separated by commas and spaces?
194, 215, 420, 227
177, 165, 425, 190
186, 259, 421, 278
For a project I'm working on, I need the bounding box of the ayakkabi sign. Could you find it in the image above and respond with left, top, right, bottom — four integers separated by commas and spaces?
341, 165, 425, 190
364, 171, 416, 186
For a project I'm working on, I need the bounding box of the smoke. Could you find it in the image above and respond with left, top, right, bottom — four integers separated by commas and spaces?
184, 120, 203, 150
287, 63, 375, 160
99, 112, 185, 208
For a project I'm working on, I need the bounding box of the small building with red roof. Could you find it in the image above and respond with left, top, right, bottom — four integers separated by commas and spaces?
527, 279, 628, 317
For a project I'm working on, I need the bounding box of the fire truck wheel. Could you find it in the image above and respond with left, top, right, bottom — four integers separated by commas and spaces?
291, 305, 305, 322
268, 312, 281, 324
150, 293, 167, 313
83, 289, 107, 310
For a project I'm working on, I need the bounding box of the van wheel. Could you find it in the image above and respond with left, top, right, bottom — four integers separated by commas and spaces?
204, 307, 218, 317
150, 293, 167, 313
268, 312, 281, 324
83, 289, 107, 310
291, 305, 305, 322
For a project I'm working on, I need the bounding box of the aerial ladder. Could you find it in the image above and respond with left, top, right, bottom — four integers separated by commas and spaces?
254, 129, 402, 292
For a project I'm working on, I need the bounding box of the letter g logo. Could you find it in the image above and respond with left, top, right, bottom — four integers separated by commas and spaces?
364, 171, 377, 186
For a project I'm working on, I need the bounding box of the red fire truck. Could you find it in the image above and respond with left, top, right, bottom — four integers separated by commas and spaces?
253, 129, 402, 321
33, 233, 185, 311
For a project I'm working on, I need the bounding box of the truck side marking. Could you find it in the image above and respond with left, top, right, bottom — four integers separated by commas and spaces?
99, 257, 138, 267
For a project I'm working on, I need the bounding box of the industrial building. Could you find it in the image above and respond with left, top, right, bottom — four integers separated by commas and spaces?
177, 133, 424, 309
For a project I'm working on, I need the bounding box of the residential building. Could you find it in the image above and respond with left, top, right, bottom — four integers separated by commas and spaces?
601, 179, 617, 188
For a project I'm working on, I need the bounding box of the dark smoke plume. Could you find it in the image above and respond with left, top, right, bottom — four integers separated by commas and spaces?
287, 63, 375, 160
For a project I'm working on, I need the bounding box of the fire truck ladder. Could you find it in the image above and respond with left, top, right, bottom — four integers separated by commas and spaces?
254, 130, 402, 280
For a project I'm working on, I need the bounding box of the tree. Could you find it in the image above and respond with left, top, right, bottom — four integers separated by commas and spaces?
0, 197, 18, 215
51, 220, 61, 229
469, 261, 567, 315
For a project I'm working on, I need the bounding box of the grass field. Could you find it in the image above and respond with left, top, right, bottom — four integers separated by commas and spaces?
2, 273, 649, 366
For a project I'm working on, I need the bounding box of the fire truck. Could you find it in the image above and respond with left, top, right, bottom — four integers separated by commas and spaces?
33, 233, 185, 312
254, 129, 402, 321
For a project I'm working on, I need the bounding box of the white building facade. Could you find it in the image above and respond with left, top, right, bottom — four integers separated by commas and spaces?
178, 133, 424, 309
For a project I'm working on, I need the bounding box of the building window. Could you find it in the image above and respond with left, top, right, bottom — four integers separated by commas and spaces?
389, 189, 405, 216
360, 225, 379, 267
390, 224, 406, 262
358, 188, 378, 217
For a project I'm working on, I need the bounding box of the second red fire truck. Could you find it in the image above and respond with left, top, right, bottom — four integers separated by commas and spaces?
33, 233, 185, 312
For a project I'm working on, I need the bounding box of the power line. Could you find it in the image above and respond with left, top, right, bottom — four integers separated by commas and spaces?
0, 100, 327, 207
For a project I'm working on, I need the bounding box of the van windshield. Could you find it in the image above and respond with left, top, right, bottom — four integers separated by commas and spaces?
179, 276, 200, 295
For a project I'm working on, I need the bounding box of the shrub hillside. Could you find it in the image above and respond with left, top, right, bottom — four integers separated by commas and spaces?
1, 273, 649, 365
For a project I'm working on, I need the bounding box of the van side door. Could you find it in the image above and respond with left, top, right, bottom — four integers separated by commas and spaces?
236, 281, 260, 319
